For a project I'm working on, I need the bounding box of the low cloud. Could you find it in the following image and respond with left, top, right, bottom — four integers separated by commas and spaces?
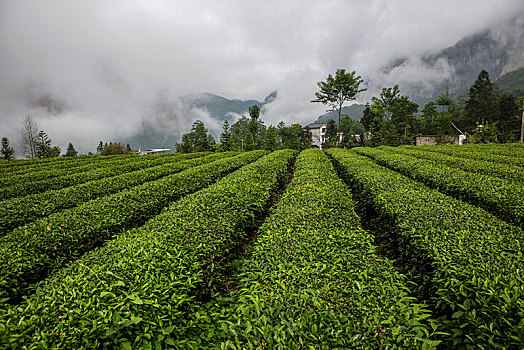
1, 0, 523, 155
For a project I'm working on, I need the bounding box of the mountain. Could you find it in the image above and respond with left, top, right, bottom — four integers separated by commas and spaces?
313, 15, 524, 124
496, 67, 524, 97
313, 105, 366, 124
127, 91, 277, 150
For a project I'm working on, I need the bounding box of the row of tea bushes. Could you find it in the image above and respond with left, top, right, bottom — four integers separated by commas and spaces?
328, 148, 524, 348
383, 146, 524, 183
409, 145, 523, 167
192, 149, 438, 349
0, 152, 208, 200
0, 152, 205, 188
354, 147, 524, 228
0, 151, 266, 303
0, 152, 235, 235
0, 150, 296, 349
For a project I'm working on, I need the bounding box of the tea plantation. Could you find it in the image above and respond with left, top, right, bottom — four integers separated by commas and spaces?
0, 144, 523, 349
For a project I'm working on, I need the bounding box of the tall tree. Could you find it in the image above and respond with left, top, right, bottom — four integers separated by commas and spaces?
322, 119, 338, 149
371, 85, 418, 142
175, 120, 215, 153
262, 125, 279, 151
97, 141, 104, 154
360, 103, 375, 132
65, 143, 78, 157
312, 69, 366, 127
35, 130, 53, 158
219, 120, 234, 151
1, 137, 15, 160
464, 70, 499, 130
20, 114, 39, 159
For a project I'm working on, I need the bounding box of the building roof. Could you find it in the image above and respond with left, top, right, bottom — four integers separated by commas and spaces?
307, 123, 326, 129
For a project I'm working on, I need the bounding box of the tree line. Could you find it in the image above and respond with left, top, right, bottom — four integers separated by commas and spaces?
313, 68, 523, 148
175, 104, 313, 153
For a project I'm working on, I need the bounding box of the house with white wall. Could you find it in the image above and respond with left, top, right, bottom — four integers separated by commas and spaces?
307, 123, 344, 149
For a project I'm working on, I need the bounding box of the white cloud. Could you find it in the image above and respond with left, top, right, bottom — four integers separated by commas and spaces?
0, 0, 523, 154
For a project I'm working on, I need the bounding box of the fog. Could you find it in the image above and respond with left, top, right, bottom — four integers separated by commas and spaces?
1, 0, 523, 154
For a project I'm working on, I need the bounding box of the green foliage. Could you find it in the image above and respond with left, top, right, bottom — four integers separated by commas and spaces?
353, 147, 524, 228
384, 145, 524, 183
277, 122, 312, 150
0, 153, 222, 235
35, 131, 59, 158
261, 125, 279, 151
322, 119, 338, 149
328, 147, 524, 348
0, 150, 294, 348
0, 151, 265, 303
64, 143, 78, 157
466, 120, 499, 144
464, 69, 499, 129
1, 137, 14, 160
496, 67, 524, 97
100, 142, 130, 156
195, 149, 437, 348
312, 69, 366, 125
175, 120, 215, 153
371, 85, 418, 141
218, 120, 234, 151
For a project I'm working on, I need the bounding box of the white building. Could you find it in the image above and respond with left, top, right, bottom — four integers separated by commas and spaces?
136, 148, 171, 155
307, 123, 344, 149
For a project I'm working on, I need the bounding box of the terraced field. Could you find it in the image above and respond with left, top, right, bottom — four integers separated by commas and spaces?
0, 145, 522, 349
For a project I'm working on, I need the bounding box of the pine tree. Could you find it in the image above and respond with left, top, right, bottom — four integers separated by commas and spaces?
35, 131, 52, 158
97, 141, 104, 154
464, 70, 499, 130
65, 143, 78, 157
219, 120, 234, 151
1, 137, 15, 160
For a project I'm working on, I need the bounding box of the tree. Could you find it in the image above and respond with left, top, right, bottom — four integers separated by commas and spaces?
100, 142, 129, 155
464, 70, 499, 130
248, 105, 260, 135
322, 119, 338, 149
175, 120, 215, 153
262, 125, 279, 151
435, 93, 453, 113
371, 85, 418, 143
360, 103, 375, 131
467, 120, 498, 144
312, 69, 366, 127
97, 141, 104, 154
219, 120, 235, 151
20, 114, 39, 159
35, 130, 53, 158
65, 143, 78, 157
1, 137, 15, 160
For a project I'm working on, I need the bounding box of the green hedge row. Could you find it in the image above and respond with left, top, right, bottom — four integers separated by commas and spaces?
383, 146, 524, 183
354, 147, 524, 228
0, 154, 130, 177
0, 154, 131, 188
0, 153, 202, 189
327, 148, 524, 348
408, 145, 524, 168
190, 149, 438, 349
0, 153, 207, 200
0, 152, 235, 236
457, 143, 524, 157
0, 150, 296, 349
0, 151, 266, 303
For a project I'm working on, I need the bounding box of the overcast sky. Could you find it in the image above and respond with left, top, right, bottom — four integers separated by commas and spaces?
1, 0, 523, 154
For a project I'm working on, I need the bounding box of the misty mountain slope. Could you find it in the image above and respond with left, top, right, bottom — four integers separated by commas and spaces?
313, 15, 524, 124
127, 91, 277, 150
496, 67, 524, 97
